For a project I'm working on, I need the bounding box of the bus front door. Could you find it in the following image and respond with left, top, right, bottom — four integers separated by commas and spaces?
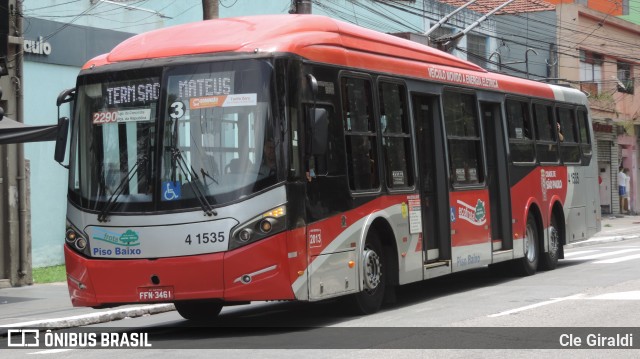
412, 93, 451, 264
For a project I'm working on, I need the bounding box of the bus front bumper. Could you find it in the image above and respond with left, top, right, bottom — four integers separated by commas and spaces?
64, 231, 299, 307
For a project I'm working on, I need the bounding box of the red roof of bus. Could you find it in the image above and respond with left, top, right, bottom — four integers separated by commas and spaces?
83, 14, 557, 99
87, 15, 481, 71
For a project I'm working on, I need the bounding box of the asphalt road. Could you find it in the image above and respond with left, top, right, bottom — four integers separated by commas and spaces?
4, 236, 640, 358
90, 237, 640, 329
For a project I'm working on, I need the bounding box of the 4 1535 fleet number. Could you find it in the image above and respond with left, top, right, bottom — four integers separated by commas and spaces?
185, 232, 225, 245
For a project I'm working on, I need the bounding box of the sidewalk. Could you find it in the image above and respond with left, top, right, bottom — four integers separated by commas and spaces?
568, 213, 640, 248
0, 282, 174, 329
0, 215, 638, 330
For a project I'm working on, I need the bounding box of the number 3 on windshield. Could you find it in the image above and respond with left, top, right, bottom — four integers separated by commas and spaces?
169, 101, 185, 119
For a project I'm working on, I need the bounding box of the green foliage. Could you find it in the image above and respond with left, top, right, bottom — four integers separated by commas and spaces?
33, 265, 66, 283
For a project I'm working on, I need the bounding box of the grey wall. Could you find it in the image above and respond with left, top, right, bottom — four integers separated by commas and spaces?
23, 17, 134, 67
494, 11, 558, 81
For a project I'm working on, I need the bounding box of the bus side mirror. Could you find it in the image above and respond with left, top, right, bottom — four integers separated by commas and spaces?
309, 107, 328, 155
54, 117, 69, 166
57, 88, 76, 107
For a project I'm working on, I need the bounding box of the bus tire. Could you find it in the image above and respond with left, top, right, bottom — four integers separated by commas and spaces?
350, 231, 386, 315
539, 215, 560, 270
513, 214, 539, 276
175, 300, 223, 321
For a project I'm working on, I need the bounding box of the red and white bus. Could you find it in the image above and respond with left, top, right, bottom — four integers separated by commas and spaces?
56, 14, 600, 319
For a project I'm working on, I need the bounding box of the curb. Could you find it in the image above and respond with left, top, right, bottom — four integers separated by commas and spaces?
564, 234, 638, 249
0, 304, 175, 330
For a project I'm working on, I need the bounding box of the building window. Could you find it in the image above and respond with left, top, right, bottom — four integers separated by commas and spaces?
579, 50, 603, 96
341, 76, 380, 191
617, 61, 634, 94
378, 81, 413, 189
467, 33, 487, 68
443, 90, 484, 185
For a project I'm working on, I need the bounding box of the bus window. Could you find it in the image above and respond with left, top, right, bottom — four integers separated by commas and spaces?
533, 103, 559, 163
379, 81, 413, 189
506, 99, 535, 163
342, 76, 379, 191
72, 74, 159, 211
577, 108, 592, 158
557, 107, 580, 163
443, 90, 484, 186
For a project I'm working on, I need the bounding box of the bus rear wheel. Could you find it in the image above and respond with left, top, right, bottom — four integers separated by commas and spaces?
513, 214, 539, 276
175, 300, 223, 321
539, 215, 561, 270
350, 231, 386, 315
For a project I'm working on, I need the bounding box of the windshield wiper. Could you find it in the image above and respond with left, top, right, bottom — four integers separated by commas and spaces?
200, 168, 218, 186
97, 155, 148, 223
170, 147, 217, 217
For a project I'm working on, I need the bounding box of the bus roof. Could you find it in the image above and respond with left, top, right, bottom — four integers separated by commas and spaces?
84, 14, 483, 72
83, 14, 584, 103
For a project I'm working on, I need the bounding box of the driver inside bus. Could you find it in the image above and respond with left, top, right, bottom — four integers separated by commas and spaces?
258, 140, 276, 177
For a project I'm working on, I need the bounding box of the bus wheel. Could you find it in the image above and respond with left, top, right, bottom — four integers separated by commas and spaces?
514, 214, 539, 276
175, 300, 223, 321
351, 231, 386, 315
539, 215, 560, 270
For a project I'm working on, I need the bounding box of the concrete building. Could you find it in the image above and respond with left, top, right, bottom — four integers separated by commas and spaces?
450, 0, 640, 216
436, 0, 557, 79
551, 2, 640, 215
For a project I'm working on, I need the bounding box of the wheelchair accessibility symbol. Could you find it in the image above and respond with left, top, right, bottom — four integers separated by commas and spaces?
162, 181, 181, 201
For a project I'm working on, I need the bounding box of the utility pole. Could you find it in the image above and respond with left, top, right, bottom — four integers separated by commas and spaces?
202, 0, 219, 20
0, 0, 31, 287
290, 0, 312, 14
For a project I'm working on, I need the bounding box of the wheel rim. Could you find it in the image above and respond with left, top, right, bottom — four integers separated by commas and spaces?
363, 247, 382, 292
525, 222, 536, 262
549, 225, 559, 256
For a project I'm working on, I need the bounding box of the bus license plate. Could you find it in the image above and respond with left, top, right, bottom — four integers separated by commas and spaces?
137, 286, 174, 301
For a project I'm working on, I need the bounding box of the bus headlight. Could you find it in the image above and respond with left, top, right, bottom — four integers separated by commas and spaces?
259, 218, 275, 233
238, 228, 253, 242
65, 229, 77, 244
230, 205, 286, 250
75, 237, 88, 250
66, 221, 91, 256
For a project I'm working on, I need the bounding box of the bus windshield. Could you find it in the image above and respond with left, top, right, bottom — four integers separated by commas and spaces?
69, 59, 277, 213
160, 60, 276, 210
